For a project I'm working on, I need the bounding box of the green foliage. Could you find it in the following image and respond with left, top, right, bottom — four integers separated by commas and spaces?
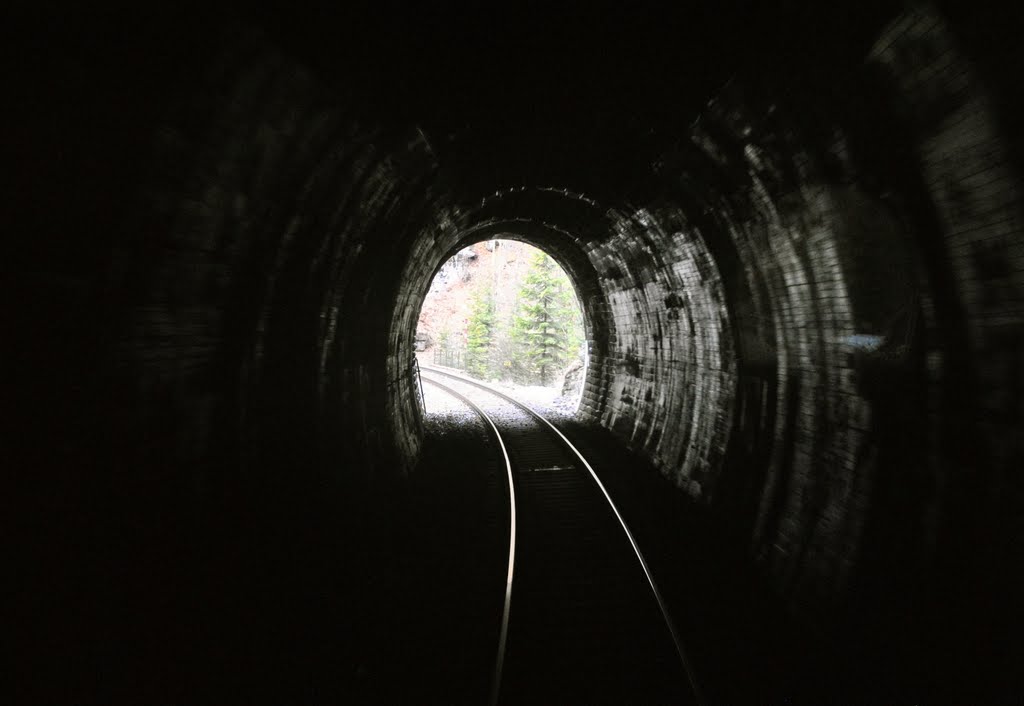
433, 326, 462, 368
436, 328, 452, 349
510, 249, 584, 385
422, 242, 584, 385
465, 286, 497, 379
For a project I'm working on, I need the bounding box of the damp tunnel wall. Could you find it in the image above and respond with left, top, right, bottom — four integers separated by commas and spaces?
8, 2, 1024, 700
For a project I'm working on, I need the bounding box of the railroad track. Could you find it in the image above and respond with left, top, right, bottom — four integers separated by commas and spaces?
420, 366, 703, 705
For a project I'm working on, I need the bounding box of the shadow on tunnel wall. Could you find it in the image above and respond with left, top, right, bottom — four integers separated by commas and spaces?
6, 1, 1023, 702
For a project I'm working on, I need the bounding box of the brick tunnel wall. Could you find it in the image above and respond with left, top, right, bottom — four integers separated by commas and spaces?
4, 24, 463, 539
586, 207, 737, 499
569, 4, 1024, 636
386, 4, 1024, 649
9, 3, 1022, 694
117, 33, 453, 519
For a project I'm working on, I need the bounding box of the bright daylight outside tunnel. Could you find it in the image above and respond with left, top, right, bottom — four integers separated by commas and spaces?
8, 2, 1024, 704
416, 240, 587, 416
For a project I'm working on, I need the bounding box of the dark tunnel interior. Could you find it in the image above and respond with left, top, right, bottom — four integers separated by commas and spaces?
7, 1, 1024, 703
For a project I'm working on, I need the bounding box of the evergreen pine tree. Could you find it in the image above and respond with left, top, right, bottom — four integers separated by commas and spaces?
511, 250, 584, 385
465, 286, 497, 379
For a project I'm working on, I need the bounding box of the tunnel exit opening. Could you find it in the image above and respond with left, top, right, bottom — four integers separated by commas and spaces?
415, 239, 589, 415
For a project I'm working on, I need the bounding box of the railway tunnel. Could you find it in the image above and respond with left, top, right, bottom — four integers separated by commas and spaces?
8, 1, 1024, 703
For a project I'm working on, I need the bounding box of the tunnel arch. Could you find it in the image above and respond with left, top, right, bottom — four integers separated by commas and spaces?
388, 181, 745, 507
11, 3, 1024, 701
391, 211, 614, 439
89, 7, 1022, 630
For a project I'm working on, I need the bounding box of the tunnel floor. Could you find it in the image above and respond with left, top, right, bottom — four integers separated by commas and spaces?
16, 408, 934, 706
343, 398, 916, 705
311, 409, 916, 705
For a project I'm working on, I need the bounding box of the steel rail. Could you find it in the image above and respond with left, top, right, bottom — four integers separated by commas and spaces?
420, 376, 516, 706
420, 365, 706, 706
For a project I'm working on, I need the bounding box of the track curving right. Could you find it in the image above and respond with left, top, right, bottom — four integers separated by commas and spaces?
421, 366, 702, 705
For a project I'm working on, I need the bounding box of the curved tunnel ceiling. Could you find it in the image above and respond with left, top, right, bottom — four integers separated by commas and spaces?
255, 1, 900, 196
8, 1, 1024, 701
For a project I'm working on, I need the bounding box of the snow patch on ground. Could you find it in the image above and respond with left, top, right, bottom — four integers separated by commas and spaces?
421, 374, 579, 429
